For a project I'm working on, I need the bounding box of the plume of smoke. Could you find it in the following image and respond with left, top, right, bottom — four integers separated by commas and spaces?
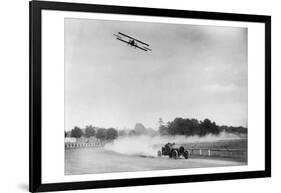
104, 131, 243, 157
105, 135, 158, 157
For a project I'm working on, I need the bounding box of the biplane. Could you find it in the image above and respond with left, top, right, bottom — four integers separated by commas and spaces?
114, 32, 152, 52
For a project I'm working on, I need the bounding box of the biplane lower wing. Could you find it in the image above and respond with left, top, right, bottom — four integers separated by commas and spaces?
135, 45, 148, 51
143, 47, 152, 51
116, 37, 129, 44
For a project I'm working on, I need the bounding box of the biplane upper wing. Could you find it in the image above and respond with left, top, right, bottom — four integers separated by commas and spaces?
114, 34, 121, 38
118, 32, 150, 47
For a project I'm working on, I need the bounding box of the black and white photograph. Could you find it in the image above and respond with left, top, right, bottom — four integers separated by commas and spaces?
64, 18, 248, 175
27, 1, 271, 192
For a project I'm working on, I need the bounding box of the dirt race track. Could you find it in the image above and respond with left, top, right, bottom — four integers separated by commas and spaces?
65, 148, 246, 175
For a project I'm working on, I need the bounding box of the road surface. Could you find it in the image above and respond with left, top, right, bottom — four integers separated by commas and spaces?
65, 148, 246, 175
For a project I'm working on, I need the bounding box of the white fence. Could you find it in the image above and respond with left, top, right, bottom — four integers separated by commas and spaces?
65, 142, 104, 149
189, 148, 247, 162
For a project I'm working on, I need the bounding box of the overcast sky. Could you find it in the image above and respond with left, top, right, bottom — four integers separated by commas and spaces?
65, 18, 248, 131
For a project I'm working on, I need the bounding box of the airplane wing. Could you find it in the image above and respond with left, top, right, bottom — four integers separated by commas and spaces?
116, 37, 130, 45
143, 47, 152, 51
135, 45, 149, 51
115, 34, 152, 52
118, 32, 150, 47
114, 34, 122, 38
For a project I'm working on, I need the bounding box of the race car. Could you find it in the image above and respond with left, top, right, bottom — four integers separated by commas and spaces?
158, 142, 189, 159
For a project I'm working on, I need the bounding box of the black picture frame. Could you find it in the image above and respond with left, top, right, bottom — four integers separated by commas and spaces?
29, 0, 271, 192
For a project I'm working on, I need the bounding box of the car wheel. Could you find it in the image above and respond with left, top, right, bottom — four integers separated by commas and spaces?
172, 150, 178, 159
184, 150, 189, 159
157, 150, 162, 157
179, 146, 185, 154
169, 153, 172, 158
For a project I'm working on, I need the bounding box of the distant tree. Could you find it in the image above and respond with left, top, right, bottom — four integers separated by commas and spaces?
106, 128, 118, 140
118, 130, 127, 137
200, 119, 219, 135
134, 123, 146, 135
164, 117, 220, 136
96, 128, 107, 140
146, 127, 158, 136
219, 125, 247, 134
167, 117, 186, 135
158, 118, 164, 126
70, 126, 83, 138
190, 118, 201, 136
128, 130, 137, 136
219, 125, 228, 133
158, 118, 168, 135
85, 125, 96, 138
160, 117, 247, 137
159, 125, 168, 135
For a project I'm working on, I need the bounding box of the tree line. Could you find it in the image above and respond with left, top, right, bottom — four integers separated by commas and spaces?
158, 117, 247, 137
66, 125, 118, 140
65, 117, 247, 139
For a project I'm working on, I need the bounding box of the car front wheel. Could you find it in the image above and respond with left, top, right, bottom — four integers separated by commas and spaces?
183, 150, 189, 159
172, 150, 178, 159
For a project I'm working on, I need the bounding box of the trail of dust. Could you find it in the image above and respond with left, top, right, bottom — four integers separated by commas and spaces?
104, 131, 242, 157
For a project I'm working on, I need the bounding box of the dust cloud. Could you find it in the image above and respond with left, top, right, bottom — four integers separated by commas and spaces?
104, 131, 242, 157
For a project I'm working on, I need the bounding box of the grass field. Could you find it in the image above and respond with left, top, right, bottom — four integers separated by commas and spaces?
179, 138, 247, 162
180, 138, 247, 149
